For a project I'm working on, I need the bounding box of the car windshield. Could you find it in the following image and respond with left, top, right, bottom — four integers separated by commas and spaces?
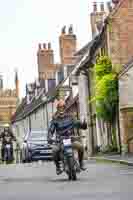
28, 130, 47, 141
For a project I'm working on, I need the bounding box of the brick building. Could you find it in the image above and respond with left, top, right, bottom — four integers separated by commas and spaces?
108, 0, 133, 69
0, 71, 19, 131
90, 0, 133, 153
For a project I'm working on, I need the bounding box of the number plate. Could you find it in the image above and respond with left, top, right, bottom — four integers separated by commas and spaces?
40, 150, 51, 153
63, 139, 71, 146
6, 144, 11, 148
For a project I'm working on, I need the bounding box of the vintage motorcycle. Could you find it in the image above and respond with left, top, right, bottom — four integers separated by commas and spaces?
53, 136, 81, 181
3, 136, 14, 164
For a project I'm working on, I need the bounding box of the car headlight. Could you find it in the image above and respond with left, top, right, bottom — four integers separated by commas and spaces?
28, 143, 36, 149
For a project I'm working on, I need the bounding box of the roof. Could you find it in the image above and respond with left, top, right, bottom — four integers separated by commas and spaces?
72, 18, 108, 75
119, 57, 133, 78
109, 0, 125, 18
53, 95, 79, 117
11, 93, 45, 123
65, 95, 78, 111
74, 42, 93, 57
11, 79, 66, 123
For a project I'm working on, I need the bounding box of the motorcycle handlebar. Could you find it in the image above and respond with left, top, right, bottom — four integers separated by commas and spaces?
48, 135, 85, 144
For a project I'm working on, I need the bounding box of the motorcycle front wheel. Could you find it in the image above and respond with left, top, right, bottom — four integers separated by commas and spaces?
67, 156, 77, 181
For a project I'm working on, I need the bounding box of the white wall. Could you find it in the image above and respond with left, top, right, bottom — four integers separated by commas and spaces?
119, 67, 133, 109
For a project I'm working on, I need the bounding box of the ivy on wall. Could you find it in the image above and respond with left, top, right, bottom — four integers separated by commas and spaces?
95, 56, 118, 122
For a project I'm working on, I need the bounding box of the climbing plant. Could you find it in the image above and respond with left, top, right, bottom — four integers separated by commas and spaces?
95, 56, 118, 123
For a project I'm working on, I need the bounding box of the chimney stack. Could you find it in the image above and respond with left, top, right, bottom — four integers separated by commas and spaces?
37, 42, 54, 80
90, 1, 106, 38
59, 25, 77, 65
43, 43, 46, 49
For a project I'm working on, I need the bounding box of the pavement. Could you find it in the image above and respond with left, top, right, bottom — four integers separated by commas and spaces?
0, 160, 133, 199
89, 153, 133, 166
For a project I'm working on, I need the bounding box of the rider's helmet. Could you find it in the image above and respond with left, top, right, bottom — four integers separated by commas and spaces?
3, 123, 10, 132
56, 99, 66, 115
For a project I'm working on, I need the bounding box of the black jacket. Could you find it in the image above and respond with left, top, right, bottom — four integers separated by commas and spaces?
0, 130, 16, 144
48, 113, 87, 141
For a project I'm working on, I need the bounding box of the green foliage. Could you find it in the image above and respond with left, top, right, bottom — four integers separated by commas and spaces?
96, 56, 112, 79
95, 56, 118, 122
101, 144, 117, 154
107, 17, 113, 33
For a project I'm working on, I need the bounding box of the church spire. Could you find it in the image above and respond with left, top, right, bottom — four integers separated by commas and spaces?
15, 69, 19, 98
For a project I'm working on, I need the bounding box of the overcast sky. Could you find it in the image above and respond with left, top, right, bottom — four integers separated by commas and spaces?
0, 0, 109, 98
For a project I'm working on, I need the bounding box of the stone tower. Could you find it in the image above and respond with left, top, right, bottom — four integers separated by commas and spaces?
90, 2, 107, 38
0, 74, 3, 90
59, 25, 77, 65
37, 43, 55, 80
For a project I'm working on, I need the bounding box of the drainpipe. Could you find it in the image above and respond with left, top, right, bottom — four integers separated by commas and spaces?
46, 102, 49, 129
117, 78, 122, 154
29, 115, 31, 131
80, 66, 94, 156
87, 67, 95, 155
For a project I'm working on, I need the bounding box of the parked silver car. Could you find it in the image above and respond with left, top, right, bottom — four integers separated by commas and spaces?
20, 129, 53, 163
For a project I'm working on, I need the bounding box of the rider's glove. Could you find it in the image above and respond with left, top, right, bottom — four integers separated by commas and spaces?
81, 119, 87, 129
48, 139, 53, 145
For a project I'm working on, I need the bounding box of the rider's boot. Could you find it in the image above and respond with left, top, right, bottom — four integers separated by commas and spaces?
55, 161, 62, 175
79, 151, 86, 171
79, 161, 86, 171
1, 147, 4, 162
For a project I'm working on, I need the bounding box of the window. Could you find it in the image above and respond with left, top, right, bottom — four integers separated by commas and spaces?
58, 71, 64, 83
48, 79, 56, 90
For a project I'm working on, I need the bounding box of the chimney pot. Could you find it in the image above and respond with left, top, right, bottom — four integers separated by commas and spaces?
68, 25, 73, 34
107, 2, 113, 12
38, 43, 41, 49
93, 2, 97, 12
43, 43, 46, 49
48, 42, 51, 49
100, 2, 105, 12
61, 26, 66, 34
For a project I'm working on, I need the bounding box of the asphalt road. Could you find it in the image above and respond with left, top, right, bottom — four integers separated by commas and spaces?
0, 160, 133, 200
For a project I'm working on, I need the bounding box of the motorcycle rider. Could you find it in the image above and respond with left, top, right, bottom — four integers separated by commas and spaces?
48, 99, 87, 175
0, 124, 17, 162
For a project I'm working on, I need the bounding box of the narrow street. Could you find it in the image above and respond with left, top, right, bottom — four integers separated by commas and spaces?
0, 161, 132, 200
